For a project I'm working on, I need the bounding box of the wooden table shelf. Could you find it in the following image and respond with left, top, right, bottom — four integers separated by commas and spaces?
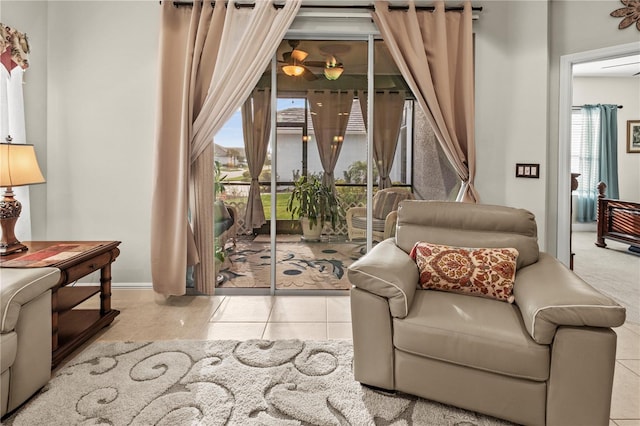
57, 286, 101, 312
0, 241, 121, 368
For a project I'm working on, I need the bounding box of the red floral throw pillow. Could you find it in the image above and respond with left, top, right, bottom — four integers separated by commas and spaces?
409, 242, 519, 303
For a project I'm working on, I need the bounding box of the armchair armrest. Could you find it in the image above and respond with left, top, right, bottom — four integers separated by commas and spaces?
383, 210, 398, 240
346, 206, 367, 220
514, 253, 626, 344
0, 267, 61, 333
347, 239, 418, 318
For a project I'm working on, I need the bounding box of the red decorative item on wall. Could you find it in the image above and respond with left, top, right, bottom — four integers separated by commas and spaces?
0, 23, 30, 74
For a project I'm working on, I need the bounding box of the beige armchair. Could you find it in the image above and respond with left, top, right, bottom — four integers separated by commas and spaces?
348, 201, 625, 426
346, 187, 414, 241
1, 267, 61, 417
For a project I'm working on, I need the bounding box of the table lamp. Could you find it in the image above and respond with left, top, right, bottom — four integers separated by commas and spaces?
0, 137, 45, 255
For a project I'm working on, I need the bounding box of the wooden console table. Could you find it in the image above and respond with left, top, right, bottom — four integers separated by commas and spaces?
0, 241, 121, 367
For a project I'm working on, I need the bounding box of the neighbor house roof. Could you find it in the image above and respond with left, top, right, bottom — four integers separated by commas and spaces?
276, 98, 366, 134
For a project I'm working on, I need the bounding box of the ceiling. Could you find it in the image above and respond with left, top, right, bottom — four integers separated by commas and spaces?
259, 39, 411, 93
573, 55, 640, 77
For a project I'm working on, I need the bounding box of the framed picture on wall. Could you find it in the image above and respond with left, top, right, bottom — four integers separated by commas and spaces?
628, 120, 640, 153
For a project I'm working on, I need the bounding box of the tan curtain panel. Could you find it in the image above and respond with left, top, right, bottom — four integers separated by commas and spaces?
151, 0, 300, 296
358, 90, 406, 189
372, 0, 479, 203
307, 90, 354, 190
242, 89, 271, 230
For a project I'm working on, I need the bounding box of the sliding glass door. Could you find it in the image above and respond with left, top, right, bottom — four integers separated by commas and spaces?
213, 30, 416, 295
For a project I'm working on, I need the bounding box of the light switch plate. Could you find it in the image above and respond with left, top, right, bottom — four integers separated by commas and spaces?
515, 163, 540, 178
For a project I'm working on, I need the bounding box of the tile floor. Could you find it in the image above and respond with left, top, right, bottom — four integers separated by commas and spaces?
74, 289, 639, 425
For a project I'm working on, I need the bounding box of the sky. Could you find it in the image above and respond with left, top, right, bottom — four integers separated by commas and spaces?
214, 98, 305, 148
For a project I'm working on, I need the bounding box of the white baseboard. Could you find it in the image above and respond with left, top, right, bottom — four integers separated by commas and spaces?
112, 282, 153, 289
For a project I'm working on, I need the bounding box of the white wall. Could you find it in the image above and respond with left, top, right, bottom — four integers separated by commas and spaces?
4, 1, 637, 282
3, 1, 159, 282
547, 0, 640, 255
573, 77, 640, 202
474, 0, 549, 249
1, 1, 49, 239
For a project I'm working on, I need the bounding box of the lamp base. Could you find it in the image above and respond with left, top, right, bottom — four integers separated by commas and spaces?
0, 240, 28, 256
0, 190, 28, 256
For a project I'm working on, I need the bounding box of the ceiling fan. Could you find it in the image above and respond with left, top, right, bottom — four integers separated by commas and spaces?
279, 40, 345, 81
601, 59, 640, 76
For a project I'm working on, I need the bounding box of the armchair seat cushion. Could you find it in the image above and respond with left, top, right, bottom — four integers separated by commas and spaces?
350, 216, 386, 232
394, 290, 550, 381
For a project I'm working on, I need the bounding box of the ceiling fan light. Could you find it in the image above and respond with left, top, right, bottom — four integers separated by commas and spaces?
291, 49, 308, 62
324, 66, 343, 80
283, 64, 305, 77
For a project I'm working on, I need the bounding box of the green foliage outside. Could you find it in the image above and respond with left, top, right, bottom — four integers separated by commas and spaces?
342, 160, 378, 184
286, 176, 342, 230
224, 193, 296, 220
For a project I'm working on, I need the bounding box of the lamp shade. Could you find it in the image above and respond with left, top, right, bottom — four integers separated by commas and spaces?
0, 143, 45, 187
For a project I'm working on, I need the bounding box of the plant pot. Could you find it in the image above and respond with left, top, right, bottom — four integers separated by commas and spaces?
300, 217, 322, 241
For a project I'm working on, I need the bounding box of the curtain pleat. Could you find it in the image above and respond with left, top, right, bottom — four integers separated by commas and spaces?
598, 105, 619, 200
242, 89, 271, 230
358, 90, 405, 189
151, 2, 201, 296
151, 0, 300, 296
191, 1, 301, 162
307, 90, 354, 191
372, 0, 479, 202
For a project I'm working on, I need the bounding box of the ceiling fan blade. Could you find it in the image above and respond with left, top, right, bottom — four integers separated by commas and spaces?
303, 61, 327, 68
302, 66, 318, 81
634, 71, 640, 76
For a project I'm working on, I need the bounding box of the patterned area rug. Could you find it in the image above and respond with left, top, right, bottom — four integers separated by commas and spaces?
219, 240, 366, 290
6, 340, 511, 425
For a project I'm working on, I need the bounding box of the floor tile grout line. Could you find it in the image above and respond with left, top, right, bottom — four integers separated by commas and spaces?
260, 321, 269, 340
616, 360, 640, 377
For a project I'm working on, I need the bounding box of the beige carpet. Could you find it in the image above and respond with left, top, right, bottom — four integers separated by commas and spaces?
6, 340, 511, 426
572, 231, 640, 324
218, 240, 366, 290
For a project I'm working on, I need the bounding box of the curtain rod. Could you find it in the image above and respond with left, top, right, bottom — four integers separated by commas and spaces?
163, 2, 483, 12
571, 105, 623, 109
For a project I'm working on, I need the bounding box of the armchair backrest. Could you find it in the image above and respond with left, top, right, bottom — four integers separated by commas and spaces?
396, 201, 539, 269
372, 188, 415, 220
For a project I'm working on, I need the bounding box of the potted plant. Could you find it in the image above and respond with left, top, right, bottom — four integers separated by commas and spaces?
215, 241, 225, 285
286, 175, 342, 241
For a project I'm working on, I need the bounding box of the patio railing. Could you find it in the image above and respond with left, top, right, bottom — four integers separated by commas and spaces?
220, 182, 412, 237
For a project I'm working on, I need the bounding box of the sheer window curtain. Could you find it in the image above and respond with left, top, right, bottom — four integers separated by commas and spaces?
0, 24, 33, 242
576, 106, 600, 222
357, 90, 405, 189
242, 88, 271, 230
372, 0, 479, 203
307, 90, 354, 191
151, 0, 300, 296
